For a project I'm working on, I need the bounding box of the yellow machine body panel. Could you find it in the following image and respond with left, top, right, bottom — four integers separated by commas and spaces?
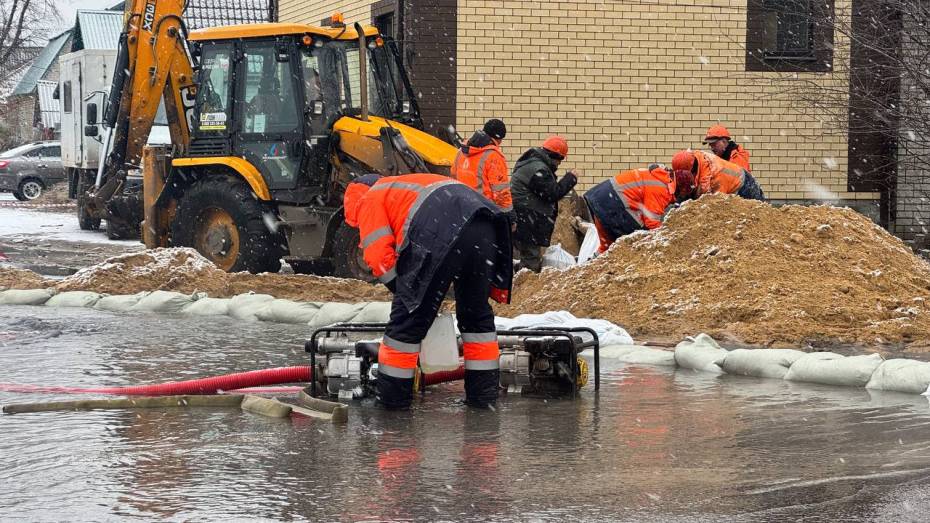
172, 157, 272, 201
332, 116, 458, 167
188, 23, 379, 42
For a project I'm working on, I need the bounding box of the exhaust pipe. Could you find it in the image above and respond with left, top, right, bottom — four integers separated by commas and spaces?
354, 22, 369, 122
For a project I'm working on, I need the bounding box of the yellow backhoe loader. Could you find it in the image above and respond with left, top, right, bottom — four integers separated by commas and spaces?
79, 0, 457, 278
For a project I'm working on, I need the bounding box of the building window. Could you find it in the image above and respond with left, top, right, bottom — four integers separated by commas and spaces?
63, 81, 72, 113
746, 0, 834, 72
371, 0, 397, 39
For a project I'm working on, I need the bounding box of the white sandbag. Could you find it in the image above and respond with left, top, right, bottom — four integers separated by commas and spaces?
181, 297, 231, 317
45, 291, 103, 308
95, 292, 150, 312
253, 299, 321, 324
496, 311, 634, 346
349, 301, 392, 323
784, 352, 883, 388
577, 221, 600, 264
716, 348, 806, 379
674, 333, 728, 374
131, 290, 197, 313
0, 288, 55, 305
227, 293, 276, 322
867, 359, 930, 394
309, 302, 368, 328
542, 244, 576, 270
590, 344, 677, 366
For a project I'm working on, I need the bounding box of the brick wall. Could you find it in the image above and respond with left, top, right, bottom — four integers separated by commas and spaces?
279, 0, 375, 27
456, 0, 871, 202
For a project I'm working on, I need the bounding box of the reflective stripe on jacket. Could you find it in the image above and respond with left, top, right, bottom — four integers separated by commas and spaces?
355, 173, 513, 311
584, 166, 675, 242
694, 150, 747, 196
451, 145, 513, 212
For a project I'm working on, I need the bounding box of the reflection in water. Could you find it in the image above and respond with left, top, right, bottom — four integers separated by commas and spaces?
1, 306, 930, 520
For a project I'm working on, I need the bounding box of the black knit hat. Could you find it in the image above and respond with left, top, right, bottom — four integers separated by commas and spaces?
483, 118, 507, 140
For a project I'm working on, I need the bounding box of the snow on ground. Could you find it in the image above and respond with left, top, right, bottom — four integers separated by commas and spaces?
0, 193, 16, 202
0, 207, 140, 245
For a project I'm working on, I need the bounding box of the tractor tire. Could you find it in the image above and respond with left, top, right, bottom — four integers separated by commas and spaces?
17, 178, 43, 201
170, 177, 283, 274
332, 222, 376, 282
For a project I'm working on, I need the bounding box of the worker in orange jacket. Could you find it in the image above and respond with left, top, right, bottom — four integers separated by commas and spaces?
343, 173, 513, 410
703, 124, 751, 172
583, 164, 695, 253
451, 118, 513, 213
671, 149, 765, 201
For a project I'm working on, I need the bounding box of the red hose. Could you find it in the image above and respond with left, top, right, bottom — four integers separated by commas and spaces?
0, 366, 311, 395
422, 366, 465, 386
0, 366, 466, 396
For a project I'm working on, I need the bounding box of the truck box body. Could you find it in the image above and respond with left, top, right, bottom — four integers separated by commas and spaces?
59, 49, 116, 171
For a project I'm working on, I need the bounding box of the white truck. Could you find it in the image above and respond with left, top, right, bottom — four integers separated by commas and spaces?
58, 48, 169, 233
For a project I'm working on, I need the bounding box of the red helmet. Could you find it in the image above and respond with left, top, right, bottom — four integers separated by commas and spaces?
542, 136, 569, 159
671, 150, 696, 172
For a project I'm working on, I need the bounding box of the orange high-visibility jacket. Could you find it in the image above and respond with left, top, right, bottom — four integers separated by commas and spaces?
349, 173, 513, 309
694, 150, 747, 196
451, 144, 513, 212
608, 167, 676, 230
727, 144, 751, 172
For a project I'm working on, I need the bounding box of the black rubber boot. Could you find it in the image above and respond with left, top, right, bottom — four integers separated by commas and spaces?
464, 369, 500, 408
376, 373, 415, 410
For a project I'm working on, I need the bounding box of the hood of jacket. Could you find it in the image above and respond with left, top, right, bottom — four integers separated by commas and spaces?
513, 147, 557, 173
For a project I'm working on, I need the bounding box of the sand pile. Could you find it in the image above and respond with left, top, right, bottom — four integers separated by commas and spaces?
550, 194, 588, 256
0, 266, 51, 289
38, 248, 390, 303
501, 194, 930, 350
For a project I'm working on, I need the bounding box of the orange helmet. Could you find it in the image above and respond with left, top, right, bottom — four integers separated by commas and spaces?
703, 124, 731, 143
542, 136, 569, 159
671, 150, 696, 172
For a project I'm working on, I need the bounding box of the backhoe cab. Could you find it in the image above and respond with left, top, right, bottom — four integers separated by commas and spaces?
89, 2, 456, 277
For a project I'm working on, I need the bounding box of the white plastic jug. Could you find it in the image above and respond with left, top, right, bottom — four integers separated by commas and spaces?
419, 313, 461, 373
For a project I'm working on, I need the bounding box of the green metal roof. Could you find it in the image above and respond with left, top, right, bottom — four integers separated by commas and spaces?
11, 30, 71, 96
71, 10, 124, 51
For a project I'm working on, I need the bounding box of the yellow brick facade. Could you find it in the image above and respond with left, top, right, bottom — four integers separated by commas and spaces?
280, 0, 871, 202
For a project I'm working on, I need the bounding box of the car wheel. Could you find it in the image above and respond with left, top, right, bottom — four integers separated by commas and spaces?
12, 191, 26, 201
18, 179, 43, 201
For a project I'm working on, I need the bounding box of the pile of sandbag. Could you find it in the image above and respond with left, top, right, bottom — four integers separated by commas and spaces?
673, 334, 930, 395
0, 288, 391, 327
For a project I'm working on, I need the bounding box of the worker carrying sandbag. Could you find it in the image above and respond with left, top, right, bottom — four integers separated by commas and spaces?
583, 164, 694, 253
703, 124, 752, 172
510, 135, 579, 272
343, 173, 513, 410
451, 118, 513, 213
671, 149, 765, 201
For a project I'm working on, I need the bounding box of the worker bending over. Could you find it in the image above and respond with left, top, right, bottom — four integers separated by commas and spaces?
510, 136, 578, 272
584, 164, 694, 253
343, 173, 513, 410
671, 149, 765, 201
451, 118, 513, 213
704, 124, 751, 172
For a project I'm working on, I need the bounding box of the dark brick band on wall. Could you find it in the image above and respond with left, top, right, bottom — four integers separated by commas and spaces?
847, 0, 902, 228
401, 0, 456, 138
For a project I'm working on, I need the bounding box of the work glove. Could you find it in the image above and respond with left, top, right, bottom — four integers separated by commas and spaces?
563, 170, 579, 188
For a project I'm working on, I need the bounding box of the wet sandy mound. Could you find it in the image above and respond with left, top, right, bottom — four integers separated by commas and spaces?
0, 266, 52, 289
550, 194, 588, 256
50, 248, 390, 302
501, 194, 930, 349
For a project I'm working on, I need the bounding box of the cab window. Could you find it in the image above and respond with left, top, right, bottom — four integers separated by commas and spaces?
194, 44, 232, 133
239, 43, 299, 135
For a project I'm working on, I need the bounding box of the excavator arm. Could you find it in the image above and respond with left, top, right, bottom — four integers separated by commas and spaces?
85, 0, 195, 234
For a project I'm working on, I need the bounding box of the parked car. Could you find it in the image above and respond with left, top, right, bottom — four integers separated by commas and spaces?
0, 141, 64, 201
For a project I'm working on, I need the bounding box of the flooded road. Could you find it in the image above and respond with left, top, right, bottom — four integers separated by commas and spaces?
1, 305, 929, 521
